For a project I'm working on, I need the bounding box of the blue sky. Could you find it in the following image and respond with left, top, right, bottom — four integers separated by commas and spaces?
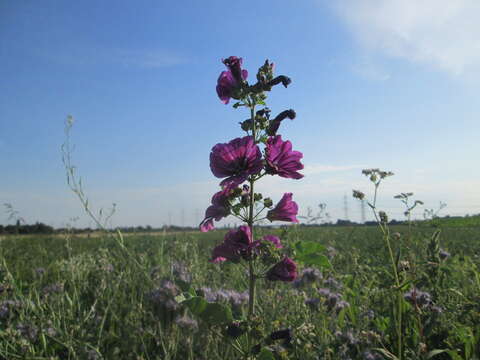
1, 0, 479, 227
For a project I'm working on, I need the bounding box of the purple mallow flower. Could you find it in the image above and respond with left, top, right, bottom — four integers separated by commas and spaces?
265, 135, 304, 179
200, 187, 232, 232
270, 328, 293, 345
266, 109, 296, 136
211, 225, 253, 263
262, 235, 283, 249
216, 56, 248, 104
210, 136, 263, 190
267, 193, 299, 223
266, 257, 297, 282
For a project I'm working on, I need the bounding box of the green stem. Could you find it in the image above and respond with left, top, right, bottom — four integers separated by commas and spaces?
371, 188, 402, 360
247, 101, 256, 319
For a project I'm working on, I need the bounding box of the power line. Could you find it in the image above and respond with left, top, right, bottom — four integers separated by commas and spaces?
360, 199, 366, 224
343, 194, 349, 220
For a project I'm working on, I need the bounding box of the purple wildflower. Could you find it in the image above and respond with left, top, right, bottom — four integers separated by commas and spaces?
262, 235, 283, 249
223, 56, 246, 83
336, 330, 359, 345
198, 287, 248, 308
267, 193, 299, 223
266, 109, 296, 136
148, 280, 180, 311
16, 323, 39, 342
200, 187, 232, 232
44, 326, 57, 337
216, 56, 248, 104
327, 246, 337, 259
209, 136, 263, 190
324, 276, 342, 290
404, 287, 432, 308
85, 349, 101, 360
197, 287, 216, 302
305, 297, 320, 309
175, 315, 198, 331
42, 283, 64, 296
364, 309, 375, 320
301, 267, 322, 283
211, 225, 253, 263
265, 135, 304, 179
172, 261, 192, 284
34, 267, 46, 276
227, 290, 249, 308
326, 292, 341, 310
439, 249, 450, 260
266, 257, 297, 282
363, 350, 383, 360
0, 299, 22, 320
335, 300, 350, 312
318, 288, 332, 297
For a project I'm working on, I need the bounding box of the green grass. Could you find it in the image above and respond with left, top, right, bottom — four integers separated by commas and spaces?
0, 225, 479, 359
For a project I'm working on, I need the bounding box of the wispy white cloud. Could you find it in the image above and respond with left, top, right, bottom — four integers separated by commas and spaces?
351, 57, 390, 81
331, 0, 480, 75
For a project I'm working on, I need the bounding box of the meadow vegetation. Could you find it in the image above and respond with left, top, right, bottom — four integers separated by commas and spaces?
0, 222, 479, 359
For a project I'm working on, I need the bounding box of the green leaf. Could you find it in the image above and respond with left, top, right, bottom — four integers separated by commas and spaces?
372, 348, 399, 360
426, 349, 449, 359
257, 348, 275, 360
183, 296, 208, 316
294, 241, 326, 255
187, 287, 197, 297
174, 293, 186, 303
445, 350, 463, 360
296, 253, 331, 269
200, 303, 233, 325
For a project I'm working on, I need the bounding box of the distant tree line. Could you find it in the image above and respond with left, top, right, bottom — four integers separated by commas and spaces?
1, 214, 478, 236
0, 220, 54, 235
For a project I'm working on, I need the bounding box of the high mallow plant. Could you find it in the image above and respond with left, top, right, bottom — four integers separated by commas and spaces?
191, 56, 303, 358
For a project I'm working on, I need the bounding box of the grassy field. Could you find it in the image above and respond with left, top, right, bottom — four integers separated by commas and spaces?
0, 224, 479, 359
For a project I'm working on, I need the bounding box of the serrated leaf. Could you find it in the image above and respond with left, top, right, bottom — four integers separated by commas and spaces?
174, 294, 186, 303
187, 287, 197, 297
296, 253, 331, 268
294, 241, 326, 255
183, 296, 208, 316
258, 348, 275, 360
200, 303, 233, 325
